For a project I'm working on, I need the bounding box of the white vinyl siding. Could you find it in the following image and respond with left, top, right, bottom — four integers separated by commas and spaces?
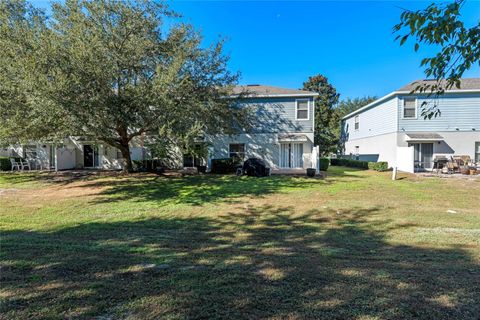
342, 97, 398, 141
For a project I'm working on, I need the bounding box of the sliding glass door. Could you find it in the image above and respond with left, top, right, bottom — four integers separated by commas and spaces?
83, 145, 99, 168
413, 143, 433, 171
280, 143, 304, 168
475, 142, 480, 163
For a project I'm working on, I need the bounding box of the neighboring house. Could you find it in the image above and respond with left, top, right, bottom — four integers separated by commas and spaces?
202, 84, 319, 171
1, 84, 320, 171
340, 78, 480, 173
0, 137, 146, 170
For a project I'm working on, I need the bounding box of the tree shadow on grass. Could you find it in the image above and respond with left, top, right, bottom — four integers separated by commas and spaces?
2, 205, 479, 319
84, 174, 327, 206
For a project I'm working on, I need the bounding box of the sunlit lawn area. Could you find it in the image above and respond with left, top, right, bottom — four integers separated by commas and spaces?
1, 167, 479, 319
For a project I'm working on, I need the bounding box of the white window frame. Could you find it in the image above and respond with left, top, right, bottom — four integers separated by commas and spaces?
402, 97, 418, 120
295, 99, 310, 121
354, 115, 359, 131
229, 143, 246, 160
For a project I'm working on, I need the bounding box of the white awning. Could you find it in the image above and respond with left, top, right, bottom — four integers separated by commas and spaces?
278, 134, 308, 142
405, 133, 444, 142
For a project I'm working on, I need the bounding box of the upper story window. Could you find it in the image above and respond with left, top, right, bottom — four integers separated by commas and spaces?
229, 143, 245, 161
354, 115, 359, 131
403, 98, 417, 118
295, 99, 309, 120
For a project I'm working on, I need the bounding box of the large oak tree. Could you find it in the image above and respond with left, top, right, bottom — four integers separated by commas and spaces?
0, 0, 251, 172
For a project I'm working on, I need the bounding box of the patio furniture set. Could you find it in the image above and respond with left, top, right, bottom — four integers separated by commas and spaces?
434, 155, 479, 175
9, 158, 48, 171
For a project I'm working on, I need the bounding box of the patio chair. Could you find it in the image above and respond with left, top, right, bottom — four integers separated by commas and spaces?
20, 158, 31, 171
445, 162, 457, 174
10, 158, 21, 171
452, 156, 464, 167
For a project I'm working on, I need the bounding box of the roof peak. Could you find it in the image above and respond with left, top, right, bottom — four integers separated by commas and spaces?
399, 78, 480, 91
232, 84, 318, 97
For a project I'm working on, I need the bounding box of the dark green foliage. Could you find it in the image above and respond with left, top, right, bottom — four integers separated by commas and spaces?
368, 162, 389, 172
0, 0, 251, 172
330, 158, 368, 169
336, 97, 377, 118
302, 74, 376, 155
319, 158, 329, 171
302, 75, 340, 155
394, 0, 480, 119
0, 157, 11, 171
211, 158, 241, 174
331, 158, 389, 171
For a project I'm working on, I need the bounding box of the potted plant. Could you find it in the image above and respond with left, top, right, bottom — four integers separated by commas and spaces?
306, 168, 316, 177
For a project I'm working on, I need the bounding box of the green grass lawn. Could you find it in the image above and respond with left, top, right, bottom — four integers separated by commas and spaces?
1, 167, 479, 319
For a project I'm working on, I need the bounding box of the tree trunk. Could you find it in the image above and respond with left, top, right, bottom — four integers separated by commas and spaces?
118, 142, 133, 173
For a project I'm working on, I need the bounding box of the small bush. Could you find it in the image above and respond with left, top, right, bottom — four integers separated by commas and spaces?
330, 158, 388, 171
368, 161, 389, 172
319, 158, 329, 171
0, 157, 11, 171
211, 158, 241, 174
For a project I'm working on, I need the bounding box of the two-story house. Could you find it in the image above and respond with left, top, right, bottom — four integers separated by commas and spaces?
341, 78, 480, 173
204, 84, 319, 172
2, 84, 319, 172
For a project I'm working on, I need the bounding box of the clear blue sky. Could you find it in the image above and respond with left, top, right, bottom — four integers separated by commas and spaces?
33, 0, 480, 99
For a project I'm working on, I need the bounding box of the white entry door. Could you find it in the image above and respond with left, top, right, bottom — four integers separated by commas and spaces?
280, 143, 304, 168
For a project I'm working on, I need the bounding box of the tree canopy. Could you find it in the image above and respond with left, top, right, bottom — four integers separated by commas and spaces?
302, 75, 340, 155
394, 0, 480, 118
0, 0, 251, 171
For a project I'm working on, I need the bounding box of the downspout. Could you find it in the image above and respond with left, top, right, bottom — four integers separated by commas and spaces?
54, 144, 58, 172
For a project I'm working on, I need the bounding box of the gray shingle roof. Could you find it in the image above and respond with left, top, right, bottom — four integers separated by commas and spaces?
406, 133, 444, 140
232, 84, 317, 97
398, 78, 480, 91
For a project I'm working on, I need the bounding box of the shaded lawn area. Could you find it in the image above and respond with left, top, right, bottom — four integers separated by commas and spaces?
0, 167, 479, 319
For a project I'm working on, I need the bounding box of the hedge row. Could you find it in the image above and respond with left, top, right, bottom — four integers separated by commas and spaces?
330, 158, 388, 171
211, 158, 242, 174
319, 157, 329, 171
0, 157, 11, 171
367, 161, 389, 172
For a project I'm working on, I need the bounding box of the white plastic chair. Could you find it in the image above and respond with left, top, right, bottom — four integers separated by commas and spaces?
20, 159, 31, 171
10, 158, 21, 171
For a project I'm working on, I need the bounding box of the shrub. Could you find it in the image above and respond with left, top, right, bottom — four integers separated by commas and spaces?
211, 158, 241, 174
368, 161, 389, 172
319, 158, 329, 171
0, 157, 11, 171
329, 158, 368, 169
132, 160, 145, 172
330, 158, 388, 171
330, 158, 340, 166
